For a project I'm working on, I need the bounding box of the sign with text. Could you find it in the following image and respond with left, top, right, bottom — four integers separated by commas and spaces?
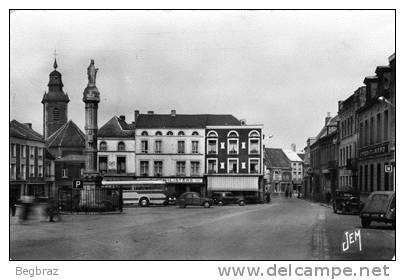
342, 228, 362, 253
73, 179, 83, 189
163, 178, 203, 184
359, 142, 389, 158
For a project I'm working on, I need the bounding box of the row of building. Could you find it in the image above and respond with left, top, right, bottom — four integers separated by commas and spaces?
10, 60, 267, 201
302, 53, 396, 202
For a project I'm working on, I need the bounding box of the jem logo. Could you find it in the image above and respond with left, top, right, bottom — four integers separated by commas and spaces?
342, 228, 362, 252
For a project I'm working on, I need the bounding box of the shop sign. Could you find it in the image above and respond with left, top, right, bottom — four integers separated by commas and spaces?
73, 179, 83, 188
359, 143, 389, 158
163, 178, 203, 184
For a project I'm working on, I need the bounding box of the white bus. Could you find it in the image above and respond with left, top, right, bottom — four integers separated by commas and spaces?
101, 180, 168, 207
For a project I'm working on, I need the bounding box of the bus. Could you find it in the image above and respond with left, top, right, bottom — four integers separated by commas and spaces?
101, 180, 168, 207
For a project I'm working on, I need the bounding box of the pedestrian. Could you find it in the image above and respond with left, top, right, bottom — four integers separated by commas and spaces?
10, 195, 17, 216
20, 195, 34, 222
289, 189, 292, 198
266, 193, 271, 203
46, 199, 58, 222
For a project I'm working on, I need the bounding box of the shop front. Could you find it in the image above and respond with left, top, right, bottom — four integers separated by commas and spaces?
163, 177, 205, 197
207, 175, 261, 200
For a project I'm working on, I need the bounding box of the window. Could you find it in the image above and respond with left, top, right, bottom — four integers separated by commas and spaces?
62, 168, 68, 178
155, 140, 162, 153
20, 164, 26, 179
38, 165, 43, 177
249, 159, 259, 174
53, 108, 60, 121
364, 120, 369, 146
21, 145, 26, 158
117, 156, 126, 173
117, 142, 125, 151
141, 131, 148, 136
178, 131, 185, 136
38, 147, 42, 159
155, 131, 162, 136
192, 131, 199, 136
166, 131, 173, 136
370, 117, 374, 144
10, 144, 16, 157
30, 165, 35, 177
192, 141, 199, 154
10, 164, 16, 179
228, 159, 238, 173
359, 122, 364, 147
207, 131, 218, 137
377, 163, 381, 191
207, 139, 218, 154
228, 139, 239, 154
154, 161, 163, 176
364, 165, 368, 192
176, 161, 186, 176
80, 168, 84, 176
383, 110, 389, 141
191, 161, 200, 176
376, 113, 381, 143
249, 138, 260, 154
98, 156, 108, 173
177, 141, 185, 154
99, 141, 107, 151
227, 131, 239, 138
370, 164, 374, 192
141, 140, 148, 153
140, 161, 149, 176
29, 147, 34, 158
207, 159, 217, 174
248, 130, 260, 138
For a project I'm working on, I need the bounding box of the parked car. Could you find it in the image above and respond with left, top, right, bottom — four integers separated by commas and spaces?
164, 193, 177, 205
177, 192, 213, 208
211, 192, 246, 206
360, 191, 395, 228
332, 188, 363, 214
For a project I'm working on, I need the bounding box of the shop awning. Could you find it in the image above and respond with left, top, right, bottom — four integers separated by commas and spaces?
207, 176, 259, 192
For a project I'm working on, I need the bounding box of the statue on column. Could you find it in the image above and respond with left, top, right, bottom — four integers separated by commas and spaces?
87, 59, 99, 86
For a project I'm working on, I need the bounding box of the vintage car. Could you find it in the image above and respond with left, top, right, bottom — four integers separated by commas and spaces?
332, 188, 363, 214
177, 192, 213, 208
211, 192, 246, 206
360, 191, 395, 228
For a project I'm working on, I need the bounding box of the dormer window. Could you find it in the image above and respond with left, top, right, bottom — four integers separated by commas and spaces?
178, 131, 185, 136
192, 131, 199, 136
155, 131, 162, 136
167, 131, 173, 136
99, 141, 107, 151
141, 131, 148, 136
117, 141, 125, 151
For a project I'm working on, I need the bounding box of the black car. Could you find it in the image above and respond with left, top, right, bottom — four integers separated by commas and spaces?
332, 188, 363, 214
164, 192, 177, 205
211, 192, 246, 206
177, 192, 213, 208
360, 191, 395, 228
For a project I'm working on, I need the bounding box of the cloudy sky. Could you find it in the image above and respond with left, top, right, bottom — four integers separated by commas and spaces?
10, 10, 394, 150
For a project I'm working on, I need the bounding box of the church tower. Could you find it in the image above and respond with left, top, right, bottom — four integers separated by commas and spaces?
41, 59, 70, 139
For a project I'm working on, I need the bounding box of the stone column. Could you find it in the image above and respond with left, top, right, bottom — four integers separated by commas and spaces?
82, 59, 101, 190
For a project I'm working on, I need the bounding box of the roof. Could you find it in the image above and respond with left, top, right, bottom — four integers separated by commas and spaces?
282, 149, 303, 162
297, 153, 305, 161
98, 116, 135, 138
264, 148, 291, 168
135, 114, 241, 129
315, 115, 339, 140
46, 120, 85, 148
10, 120, 44, 142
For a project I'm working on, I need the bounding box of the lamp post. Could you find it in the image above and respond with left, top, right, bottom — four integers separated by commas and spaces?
378, 96, 395, 191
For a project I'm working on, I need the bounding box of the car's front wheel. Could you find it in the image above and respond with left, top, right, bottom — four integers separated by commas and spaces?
361, 218, 371, 228
203, 201, 210, 208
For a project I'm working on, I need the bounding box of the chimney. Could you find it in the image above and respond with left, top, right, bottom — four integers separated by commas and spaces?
24, 123, 32, 129
291, 143, 296, 152
134, 110, 140, 121
147, 111, 154, 115
171, 109, 176, 117
119, 115, 125, 121
325, 112, 331, 126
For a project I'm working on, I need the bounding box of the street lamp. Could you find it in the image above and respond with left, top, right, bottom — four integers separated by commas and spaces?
378, 96, 395, 108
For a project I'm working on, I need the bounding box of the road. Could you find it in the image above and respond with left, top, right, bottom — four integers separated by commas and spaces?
10, 197, 395, 260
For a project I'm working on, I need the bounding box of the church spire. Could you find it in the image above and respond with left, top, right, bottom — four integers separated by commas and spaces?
53, 58, 58, 70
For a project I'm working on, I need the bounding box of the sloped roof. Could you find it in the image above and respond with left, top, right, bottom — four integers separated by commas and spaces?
282, 149, 303, 162
46, 120, 85, 148
315, 115, 339, 140
10, 120, 44, 142
264, 148, 291, 168
98, 116, 135, 138
297, 153, 305, 161
135, 114, 241, 128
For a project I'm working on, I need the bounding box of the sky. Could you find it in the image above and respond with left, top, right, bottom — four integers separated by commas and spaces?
10, 10, 395, 150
